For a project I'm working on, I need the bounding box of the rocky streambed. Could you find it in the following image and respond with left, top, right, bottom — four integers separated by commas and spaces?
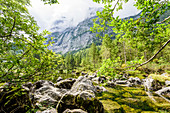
0, 73, 170, 113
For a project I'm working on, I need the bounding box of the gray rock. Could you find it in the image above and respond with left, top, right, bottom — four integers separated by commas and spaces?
32, 80, 67, 108
96, 86, 107, 93
70, 76, 96, 94
116, 80, 128, 84
56, 77, 63, 82
92, 77, 100, 84
128, 77, 142, 87
55, 79, 76, 89
63, 109, 87, 113
106, 81, 116, 87
165, 80, 170, 86
57, 91, 104, 113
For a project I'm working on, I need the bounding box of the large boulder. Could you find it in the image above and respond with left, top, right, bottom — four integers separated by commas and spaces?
0, 83, 32, 113
63, 109, 87, 113
31, 80, 67, 108
57, 91, 104, 113
70, 76, 97, 93
57, 76, 104, 113
55, 78, 76, 89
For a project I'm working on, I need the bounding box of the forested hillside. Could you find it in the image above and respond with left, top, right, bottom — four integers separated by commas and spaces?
0, 0, 170, 113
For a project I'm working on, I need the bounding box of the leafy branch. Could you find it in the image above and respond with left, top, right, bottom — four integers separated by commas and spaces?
0, 16, 16, 40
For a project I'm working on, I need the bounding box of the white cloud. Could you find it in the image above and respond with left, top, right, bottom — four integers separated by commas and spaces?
28, 0, 139, 32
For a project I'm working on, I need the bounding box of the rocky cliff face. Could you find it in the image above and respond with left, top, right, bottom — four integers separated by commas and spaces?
46, 7, 141, 54
46, 7, 103, 54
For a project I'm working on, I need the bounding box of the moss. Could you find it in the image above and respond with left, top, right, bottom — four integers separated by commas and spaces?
100, 99, 122, 113
122, 92, 133, 98
97, 86, 170, 112
0, 83, 5, 87
121, 105, 141, 113
149, 74, 170, 83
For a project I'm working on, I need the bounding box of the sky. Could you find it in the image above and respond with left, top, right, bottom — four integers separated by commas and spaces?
28, 0, 140, 32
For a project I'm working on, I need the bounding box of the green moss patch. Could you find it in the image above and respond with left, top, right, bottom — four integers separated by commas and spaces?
97, 86, 170, 113
149, 74, 170, 83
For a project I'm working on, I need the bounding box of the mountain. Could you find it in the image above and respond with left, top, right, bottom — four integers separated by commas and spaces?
46, 8, 141, 54
46, 7, 103, 54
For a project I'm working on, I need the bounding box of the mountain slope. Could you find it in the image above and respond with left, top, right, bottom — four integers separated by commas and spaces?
46, 9, 141, 54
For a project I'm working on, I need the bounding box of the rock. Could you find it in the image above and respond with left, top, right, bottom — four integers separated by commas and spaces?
55, 79, 76, 89
57, 76, 104, 112
22, 82, 33, 91
128, 77, 142, 87
41, 108, 57, 113
151, 80, 164, 91
106, 81, 116, 87
56, 77, 63, 83
32, 80, 67, 108
165, 80, 170, 86
92, 77, 100, 84
57, 91, 104, 113
32, 80, 55, 92
87, 75, 96, 80
0, 85, 32, 113
63, 109, 88, 113
116, 80, 128, 85
96, 86, 107, 93
70, 76, 96, 93
99, 76, 107, 83
81, 72, 87, 76
91, 76, 107, 84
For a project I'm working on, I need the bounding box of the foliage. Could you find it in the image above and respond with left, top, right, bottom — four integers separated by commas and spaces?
97, 58, 121, 77
0, 0, 62, 85
41, 0, 59, 4
91, 0, 170, 72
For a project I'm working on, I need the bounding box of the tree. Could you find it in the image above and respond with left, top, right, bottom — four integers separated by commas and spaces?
92, 0, 170, 69
0, 0, 61, 84
89, 43, 99, 68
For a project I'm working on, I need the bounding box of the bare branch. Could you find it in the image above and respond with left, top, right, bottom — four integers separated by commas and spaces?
134, 38, 170, 70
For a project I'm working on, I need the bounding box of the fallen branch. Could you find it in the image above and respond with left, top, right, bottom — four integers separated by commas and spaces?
155, 86, 170, 103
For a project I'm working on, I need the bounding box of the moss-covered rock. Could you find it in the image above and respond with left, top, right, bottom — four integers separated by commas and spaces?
0, 84, 32, 113
57, 91, 104, 113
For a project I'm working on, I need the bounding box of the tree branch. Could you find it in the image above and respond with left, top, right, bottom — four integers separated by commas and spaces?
1, 49, 30, 79
0, 17, 16, 39
134, 38, 170, 70
156, 16, 170, 24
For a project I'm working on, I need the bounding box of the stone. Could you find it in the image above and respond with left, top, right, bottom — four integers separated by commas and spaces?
92, 77, 100, 84
63, 109, 88, 113
32, 80, 67, 108
57, 91, 104, 113
96, 86, 107, 93
0, 85, 32, 113
116, 80, 128, 85
41, 108, 57, 113
22, 82, 33, 91
56, 77, 63, 83
106, 81, 116, 87
99, 76, 107, 83
128, 77, 142, 87
165, 80, 170, 86
70, 76, 96, 93
55, 79, 76, 89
